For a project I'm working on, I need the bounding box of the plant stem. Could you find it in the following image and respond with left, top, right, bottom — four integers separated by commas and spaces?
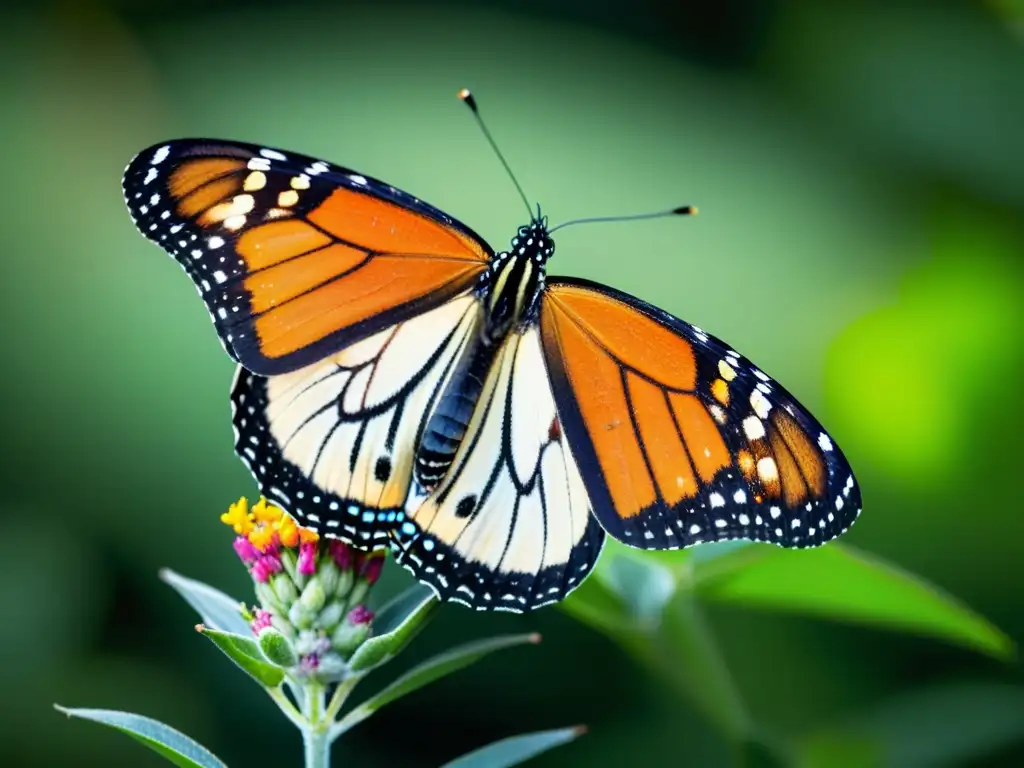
266, 685, 306, 729
302, 684, 331, 768
323, 674, 363, 727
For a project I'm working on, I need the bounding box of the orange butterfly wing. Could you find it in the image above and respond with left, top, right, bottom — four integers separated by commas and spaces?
540, 278, 861, 550
123, 140, 490, 375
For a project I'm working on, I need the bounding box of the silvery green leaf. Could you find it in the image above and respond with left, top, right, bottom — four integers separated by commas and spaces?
196, 625, 285, 688
159, 569, 250, 636
55, 706, 227, 768
441, 726, 586, 768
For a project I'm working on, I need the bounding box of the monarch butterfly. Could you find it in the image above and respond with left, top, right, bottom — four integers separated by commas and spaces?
123, 90, 861, 612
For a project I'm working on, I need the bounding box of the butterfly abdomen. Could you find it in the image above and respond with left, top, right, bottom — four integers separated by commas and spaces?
415, 337, 499, 490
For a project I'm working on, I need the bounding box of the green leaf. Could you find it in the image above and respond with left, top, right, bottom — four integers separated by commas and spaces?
54, 706, 227, 768
597, 550, 676, 626
348, 582, 437, 672
160, 568, 251, 636
694, 544, 1013, 659
800, 682, 1024, 768
196, 625, 285, 688
334, 633, 539, 737
441, 726, 586, 768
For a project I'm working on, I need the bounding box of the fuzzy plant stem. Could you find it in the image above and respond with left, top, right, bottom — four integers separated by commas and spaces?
302, 684, 331, 768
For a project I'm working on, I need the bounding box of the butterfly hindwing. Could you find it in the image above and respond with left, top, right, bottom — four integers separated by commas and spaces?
123, 140, 491, 375
232, 292, 482, 545
540, 277, 861, 550
393, 326, 605, 611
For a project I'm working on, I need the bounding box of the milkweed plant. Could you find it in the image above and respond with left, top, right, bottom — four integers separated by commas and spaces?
55, 497, 584, 768
56, 502, 1016, 766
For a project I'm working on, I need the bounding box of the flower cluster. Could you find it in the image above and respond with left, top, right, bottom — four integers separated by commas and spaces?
222, 497, 384, 682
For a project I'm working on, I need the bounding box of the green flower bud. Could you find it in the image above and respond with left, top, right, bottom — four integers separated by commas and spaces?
332, 606, 373, 656
270, 614, 295, 638
272, 573, 298, 604
334, 569, 355, 600
255, 582, 286, 615
317, 560, 340, 596
278, 547, 299, 583
317, 602, 345, 632
289, 601, 317, 630
299, 576, 326, 613
257, 627, 297, 668
346, 580, 370, 609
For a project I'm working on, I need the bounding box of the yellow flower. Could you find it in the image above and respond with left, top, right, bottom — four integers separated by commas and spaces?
299, 527, 320, 545
248, 525, 277, 553
221, 497, 252, 535
251, 497, 283, 524
278, 515, 300, 548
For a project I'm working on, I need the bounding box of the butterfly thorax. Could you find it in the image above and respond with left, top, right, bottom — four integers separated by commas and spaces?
482, 219, 553, 342
414, 220, 553, 492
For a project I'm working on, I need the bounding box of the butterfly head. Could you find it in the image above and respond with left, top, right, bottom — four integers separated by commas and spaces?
509, 217, 555, 265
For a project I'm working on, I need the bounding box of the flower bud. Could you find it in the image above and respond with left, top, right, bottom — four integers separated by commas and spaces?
233, 536, 260, 563
289, 601, 317, 630
361, 554, 385, 585
271, 573, 298, 604
332, 605, 373, 656
250, 608, 273, 635
258, 627, 297, 668
270, 614, 295, 638
334, 568, 355, 600
298, 541, 317, 576
316, 602, 345, 632
316, 560, 339, 595
255, 582, 286, 615
299, 576, 326, 613
329, 540, 353, 571
251, 553, 282, 583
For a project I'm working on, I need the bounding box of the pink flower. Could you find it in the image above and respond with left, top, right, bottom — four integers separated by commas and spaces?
329, 540, 353, 571
361, 555, 384, 585
348, 604, 374, 626
298, 540, 317, 576
233, 536, 261, 563
300, 654, 319, 673
251, 608, 273, 634
250, 553, 283, 583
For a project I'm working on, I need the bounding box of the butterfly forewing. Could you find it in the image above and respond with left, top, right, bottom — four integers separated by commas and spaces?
540, 277, 861, 550
122, 140, 490, 375
232, 292, 482, 545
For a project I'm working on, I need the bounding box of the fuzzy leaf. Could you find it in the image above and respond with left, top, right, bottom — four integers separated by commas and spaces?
54, 706, 227, 768
160, 569, 251, 636
196, 625, 285, 688
441, 726, 586, 768
334, 633, 539, 736
348, 582, 437, 671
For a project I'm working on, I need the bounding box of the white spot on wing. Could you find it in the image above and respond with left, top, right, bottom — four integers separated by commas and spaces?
151, 145, 170, 164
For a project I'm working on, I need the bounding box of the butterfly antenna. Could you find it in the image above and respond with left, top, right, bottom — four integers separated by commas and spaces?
549, 205, 697, 234
459, 88, 534, 221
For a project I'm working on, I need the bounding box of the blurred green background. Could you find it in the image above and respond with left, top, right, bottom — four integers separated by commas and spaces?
2, 1, 1023, 765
